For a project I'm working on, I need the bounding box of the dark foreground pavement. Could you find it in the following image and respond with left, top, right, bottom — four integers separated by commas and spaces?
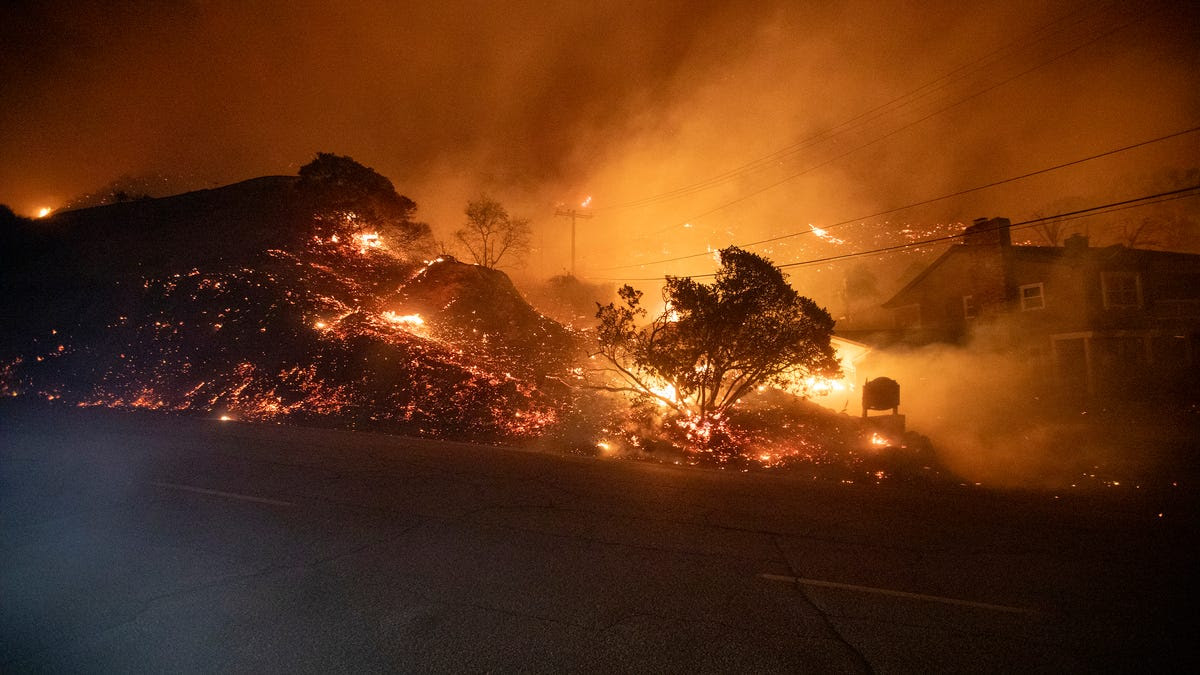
2, 403, 1196, 672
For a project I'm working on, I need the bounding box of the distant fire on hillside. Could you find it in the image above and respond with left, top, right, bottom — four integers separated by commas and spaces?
1, 224, 567, 441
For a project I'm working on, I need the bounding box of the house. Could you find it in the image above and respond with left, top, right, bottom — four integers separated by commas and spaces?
881, 217, 1200, 400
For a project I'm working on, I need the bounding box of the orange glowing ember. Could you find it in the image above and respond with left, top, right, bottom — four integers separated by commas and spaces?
352, 232, 382, 253
382, 311, 424, 327
0, 163, 574, 446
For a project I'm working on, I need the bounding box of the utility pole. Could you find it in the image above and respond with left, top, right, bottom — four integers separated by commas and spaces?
554, 207, 593, 276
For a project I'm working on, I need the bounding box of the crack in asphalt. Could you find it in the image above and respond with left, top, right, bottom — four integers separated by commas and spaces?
772, 534, 876, 674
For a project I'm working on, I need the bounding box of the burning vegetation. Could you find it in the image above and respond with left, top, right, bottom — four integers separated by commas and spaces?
589, 248, 841, 453
575, 246, 935, 479
0, 156, 568, 441
1, 155, 943, 483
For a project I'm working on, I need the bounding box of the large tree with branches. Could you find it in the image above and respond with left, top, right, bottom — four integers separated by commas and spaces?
593, 247, 840, 438
297, 153, 431, 252
455, 196, 532, 269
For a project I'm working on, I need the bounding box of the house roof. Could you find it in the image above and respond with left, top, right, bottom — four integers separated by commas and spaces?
881, 246, 957, 309
881, 243, 1200, 309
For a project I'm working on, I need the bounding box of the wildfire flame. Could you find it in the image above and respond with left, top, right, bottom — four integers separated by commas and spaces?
36, 207, 53, 218
648, 381, 677, 407
580, 195, 592, 208
353, 232, 382, 253
809, 224, 845, 244
1, 206, 568, 444
804, 376, 846, 395
382, 311, 425, 329
663, 301, 680, 323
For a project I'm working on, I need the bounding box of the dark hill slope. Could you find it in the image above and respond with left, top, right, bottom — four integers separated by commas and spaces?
3, 176, 328, 347
388, 258, 577, 374
6, 176, 303, 277
1, 174, 571, 440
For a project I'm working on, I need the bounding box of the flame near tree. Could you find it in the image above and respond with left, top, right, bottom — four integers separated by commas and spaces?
592, 247, 841, 454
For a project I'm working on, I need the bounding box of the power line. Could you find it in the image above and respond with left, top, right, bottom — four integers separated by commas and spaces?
593, 185, 1200, 282
776, 188, 1200, 270
594, 0, 1114, 214
625, 6, 1156, 240
598, 124, 1200, 271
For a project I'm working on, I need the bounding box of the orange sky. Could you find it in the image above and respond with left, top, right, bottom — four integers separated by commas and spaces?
2, 0, 1197, 294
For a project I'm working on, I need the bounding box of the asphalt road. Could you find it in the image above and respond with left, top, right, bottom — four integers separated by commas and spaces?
2, 403, 1196, 672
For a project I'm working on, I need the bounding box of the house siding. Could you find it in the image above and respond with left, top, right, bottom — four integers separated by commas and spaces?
881, 220, 1200, 402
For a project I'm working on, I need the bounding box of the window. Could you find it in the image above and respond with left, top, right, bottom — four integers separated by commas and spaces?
1102, 272, 1141, 309
1019, 283, 1045, 311
962, 295, 977, 320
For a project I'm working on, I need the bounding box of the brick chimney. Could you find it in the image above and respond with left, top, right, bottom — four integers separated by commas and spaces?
962, 217, 1011, 247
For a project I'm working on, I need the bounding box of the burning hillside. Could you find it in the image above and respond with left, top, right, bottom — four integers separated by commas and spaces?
387, 256, 576, 374
1, 155, 952, 484
0, 158, 573, 440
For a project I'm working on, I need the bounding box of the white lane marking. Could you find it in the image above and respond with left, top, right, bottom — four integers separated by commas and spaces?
150, 481, 295, 507
759, 573, 1034, 614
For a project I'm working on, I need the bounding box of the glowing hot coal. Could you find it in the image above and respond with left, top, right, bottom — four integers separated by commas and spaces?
382, 311, 424, 327
352, 232, 382, 253
3, 208, 569, 441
